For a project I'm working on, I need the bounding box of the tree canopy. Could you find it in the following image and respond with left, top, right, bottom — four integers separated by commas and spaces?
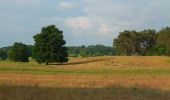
33, 25, 68, 65
9, 42, 29, 62
113, 27, 170, 56
157, 27, 170, 55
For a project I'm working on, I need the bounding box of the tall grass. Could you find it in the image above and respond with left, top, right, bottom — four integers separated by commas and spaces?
0, 85, 170, 100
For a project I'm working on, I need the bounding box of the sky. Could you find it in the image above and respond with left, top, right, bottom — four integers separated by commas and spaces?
0, 0, 170, 47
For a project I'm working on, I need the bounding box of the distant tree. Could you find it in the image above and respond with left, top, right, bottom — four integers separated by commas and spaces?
113, 29, 157, 56
146, 44, 166, 56
33, 25, 68, 65
68, 45, 115, 57
139, 29, 157, 55
86, 44, 115, 56
67, 46, 80, 57
0, 49, 7, 60
113, 30, 137, 55
9, 42, 29, 62
157, 27, 170, 55
79, 45, 87, 57
0, 46, 12, 59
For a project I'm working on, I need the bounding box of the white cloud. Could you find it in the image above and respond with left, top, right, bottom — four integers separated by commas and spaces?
65, 17, 92, 30
78, 0, 170, 37
59, 2, 76, 11
1, 0, 170, 46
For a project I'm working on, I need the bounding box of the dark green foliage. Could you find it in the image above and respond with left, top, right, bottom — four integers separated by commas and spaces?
157, 27, 170, 56
1, 44, 115, 59
113, 29, 157, 56
0, 46, 12, 58
0, 45, 32, 59
113, 31, 137, 55
9, 42, 29, 62
113, 27, 170, 56
27, 45, 33, 57
33, 25, 68, 64
146, 44, 167, 56
0, 49, 7, 60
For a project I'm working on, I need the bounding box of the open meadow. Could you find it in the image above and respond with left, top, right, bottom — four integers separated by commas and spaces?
0, 56, 170, 100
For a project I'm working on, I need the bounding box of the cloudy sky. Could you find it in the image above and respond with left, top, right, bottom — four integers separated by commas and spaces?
0, 0, 170, 47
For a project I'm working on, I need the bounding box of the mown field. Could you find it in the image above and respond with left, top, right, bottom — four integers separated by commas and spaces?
0, 56, 170, 100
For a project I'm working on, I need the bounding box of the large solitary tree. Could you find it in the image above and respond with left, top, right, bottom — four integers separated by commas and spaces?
33, 25, 68, 65
9, 42, 29, 62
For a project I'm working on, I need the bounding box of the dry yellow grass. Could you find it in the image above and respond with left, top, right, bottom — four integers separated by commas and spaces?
0, 73, 170, 90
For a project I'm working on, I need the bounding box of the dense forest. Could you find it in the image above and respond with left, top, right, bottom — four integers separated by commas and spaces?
113, 27, 170, 56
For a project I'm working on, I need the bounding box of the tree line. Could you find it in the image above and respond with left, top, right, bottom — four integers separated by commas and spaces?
0, 25, 170, 64
0, 45, 32, 61
113, 27, 170, 56
68, 45, 116, 57
0, 25, 115, 64
0, 44, 115, 61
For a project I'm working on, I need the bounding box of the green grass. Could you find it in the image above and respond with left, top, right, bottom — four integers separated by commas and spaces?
0, 61, 170, 76
0, 68, 169, 76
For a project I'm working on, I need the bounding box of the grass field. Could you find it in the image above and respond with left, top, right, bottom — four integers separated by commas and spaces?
0, 56, 170, 100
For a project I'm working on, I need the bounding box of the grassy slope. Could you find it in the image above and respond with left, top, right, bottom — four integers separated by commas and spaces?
0, 56, 170, 100
0, 65, 170, 76
0, 56, 170, 76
